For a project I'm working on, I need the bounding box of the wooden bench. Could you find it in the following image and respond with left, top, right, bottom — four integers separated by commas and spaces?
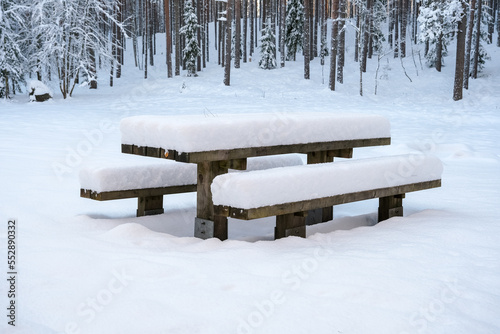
211, 154, 442, 239
80, 154, 304, 217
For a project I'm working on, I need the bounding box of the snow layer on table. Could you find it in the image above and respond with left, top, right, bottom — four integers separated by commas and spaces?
120, 112, 390, 152
79, 154, 304, 192
212, 154, 443, 209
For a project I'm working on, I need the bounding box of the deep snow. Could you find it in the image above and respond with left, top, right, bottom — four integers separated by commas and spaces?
1, 30, 500, 334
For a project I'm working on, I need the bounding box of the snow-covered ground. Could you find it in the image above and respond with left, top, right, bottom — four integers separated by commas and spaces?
1, 33, 500, 334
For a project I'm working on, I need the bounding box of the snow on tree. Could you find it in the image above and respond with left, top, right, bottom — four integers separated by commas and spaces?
259, 19, 277, 70
0, 0, 26, 98
180, 0, 201, 77
285, 0, 304, 61
28, 0, 122, 98
470, 0, 492, 78
418, 0, 463, 71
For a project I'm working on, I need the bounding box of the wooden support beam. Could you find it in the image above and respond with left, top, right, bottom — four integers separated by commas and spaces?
306, 151, 334, 224
137, 195, 164, 216
378, 194, 405, 222
328, 148, 353, 158
219, 158, 247, 170
275, 212, 307, 239
194, 161, 228, 240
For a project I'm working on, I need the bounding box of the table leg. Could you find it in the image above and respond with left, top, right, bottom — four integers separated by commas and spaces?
194, 161, 228, 240
378, 194, 404, 222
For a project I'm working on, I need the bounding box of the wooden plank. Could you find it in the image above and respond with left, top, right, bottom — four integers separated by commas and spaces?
121, 138, 391, 163
217, 179, 441, 220
80, 184, 197, 201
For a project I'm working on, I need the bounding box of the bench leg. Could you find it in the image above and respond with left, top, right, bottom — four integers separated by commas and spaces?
194, 161, 228, 240
137, 195, 164, 217
275, 212, 307, 239
307, 151, 335, 224
378, 194, 405, 222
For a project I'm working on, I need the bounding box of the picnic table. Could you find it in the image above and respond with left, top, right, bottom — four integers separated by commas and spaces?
120, 112, 391, 240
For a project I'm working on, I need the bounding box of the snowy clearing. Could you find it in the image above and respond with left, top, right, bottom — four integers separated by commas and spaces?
1, 34, 500, 334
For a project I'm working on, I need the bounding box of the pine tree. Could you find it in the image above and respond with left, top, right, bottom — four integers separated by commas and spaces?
285, 0, 304, 61
0, 0, 26, 98
180, 0, 201, 77
418, 0, 462, 71
470, 0, 491, 78
259, 19, 277, 69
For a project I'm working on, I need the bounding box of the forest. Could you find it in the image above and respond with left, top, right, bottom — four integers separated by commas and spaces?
0, 0, 499, 101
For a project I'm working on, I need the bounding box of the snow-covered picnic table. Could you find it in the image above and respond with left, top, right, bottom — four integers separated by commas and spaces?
120, 112, 392, 240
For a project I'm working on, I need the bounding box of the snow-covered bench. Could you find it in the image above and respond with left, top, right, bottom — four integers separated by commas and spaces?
80, 154, 304, 216
211, 154, 443, 239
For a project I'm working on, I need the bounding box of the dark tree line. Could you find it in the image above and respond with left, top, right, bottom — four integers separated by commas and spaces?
1, 0, 498, 99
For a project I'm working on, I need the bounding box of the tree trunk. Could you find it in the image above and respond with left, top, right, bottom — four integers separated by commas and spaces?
235, 0, 241, 68
394, 0, 399, 58
337, 0, 345, 84
453, 0, 467, 101
497, 0, 500, 47
243, 0, 248, 62
250, 0, 254, 57
304, 0, 311, 79
472, 0, 482, 79
89, 47, 98, 89
487, 0, 494, 43
165, 0, 173, 77
362, 0, 371, 72
435, 32, 443, 72
224, 0, 233, 85
400, 0, 407, 58
354, 11, 360, 62
144, 0, 149, 79
175, 0, 181, 76
388, 0, 394, 47
197, 0, 202, 72
5, 76, 9, 99
149, 0, 154, 67
116, 0, 124, 79
280, 0, 285, 67
329, 0, 339, 90
464, 0, 477, 89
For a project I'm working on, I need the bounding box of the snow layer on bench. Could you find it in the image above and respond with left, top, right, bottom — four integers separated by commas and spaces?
120, 112, 390, 152
79, 154, 304, 192
79, 159, 197, 193
212, 154, 443, 209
